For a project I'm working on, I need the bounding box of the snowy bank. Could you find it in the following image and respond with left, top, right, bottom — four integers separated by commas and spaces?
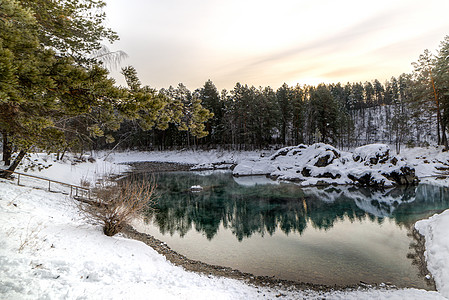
11, 144, 448, 189
1, 149, 449, 298
416, 210, 449, 298
0, 179, 299, 299
0, 175, 446, 299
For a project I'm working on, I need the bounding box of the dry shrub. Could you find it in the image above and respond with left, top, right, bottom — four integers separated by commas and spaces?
80, 176, 157, 236
80, 177, 91, 188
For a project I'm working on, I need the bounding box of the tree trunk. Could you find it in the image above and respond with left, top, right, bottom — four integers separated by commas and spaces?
0, 149, 27, 178
430, 69, 443, 146
442, 122, 449, 151
60, 148, 67, 160
2, 131, 11, 166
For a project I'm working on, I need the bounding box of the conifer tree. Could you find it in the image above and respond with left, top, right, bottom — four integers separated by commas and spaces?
411, 49, 447, 148
291, 85, 305, 144
20, 0, 119, 65
434, 36, 449, 149
276, 83, 292, 145
0, 1, 212, 176
309, 84, 340, 144
197, 80, 223, 145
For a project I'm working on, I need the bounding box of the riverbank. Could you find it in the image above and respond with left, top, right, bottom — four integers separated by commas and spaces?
1, 147, 449, 299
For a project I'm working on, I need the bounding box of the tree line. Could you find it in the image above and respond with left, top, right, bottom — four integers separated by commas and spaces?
1, 0, 449, 178
0, 0, 211, 176
113, 37, 449, 153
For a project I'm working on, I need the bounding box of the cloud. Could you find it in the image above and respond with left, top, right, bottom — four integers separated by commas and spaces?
106, 0, 449, 90
240, 9, 401, 69
319, 65, 370, 79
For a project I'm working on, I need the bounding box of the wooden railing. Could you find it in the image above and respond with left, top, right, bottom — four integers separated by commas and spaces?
2, 169, 91, 199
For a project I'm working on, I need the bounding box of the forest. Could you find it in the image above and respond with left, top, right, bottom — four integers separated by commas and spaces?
114, 43, 449, 153
1, 0, 449, 177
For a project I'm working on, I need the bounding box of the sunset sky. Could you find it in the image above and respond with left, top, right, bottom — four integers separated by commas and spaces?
104, 0, 449, 90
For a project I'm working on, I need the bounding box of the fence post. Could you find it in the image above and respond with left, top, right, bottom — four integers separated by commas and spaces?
48, 180, 51, 191
17, 174, 20, 186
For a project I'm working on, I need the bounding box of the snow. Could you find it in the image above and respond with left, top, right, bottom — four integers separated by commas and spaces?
353, 144, 391, 163
103, 149, 265, 166
232, 143, 417, 187
416, 210, 449, 298
2, 145, 449, 299
0, 179, 288, 299
190, 185, 203, 192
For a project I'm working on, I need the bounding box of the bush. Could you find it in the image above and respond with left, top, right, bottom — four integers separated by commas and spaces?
79, 176, 157, 236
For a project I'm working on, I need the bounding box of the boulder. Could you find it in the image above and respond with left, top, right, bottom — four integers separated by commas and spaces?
353, 144, 390, 165
382, 166, 419, 185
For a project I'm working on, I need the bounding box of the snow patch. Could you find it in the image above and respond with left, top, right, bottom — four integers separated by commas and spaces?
416, 210, 449, 298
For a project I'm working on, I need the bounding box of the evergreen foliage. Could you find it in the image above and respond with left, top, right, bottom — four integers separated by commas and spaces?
0, 0, 212, 173
1, 0, 448, 155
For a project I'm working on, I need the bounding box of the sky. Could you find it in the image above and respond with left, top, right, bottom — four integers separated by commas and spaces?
104, 0, 449, 91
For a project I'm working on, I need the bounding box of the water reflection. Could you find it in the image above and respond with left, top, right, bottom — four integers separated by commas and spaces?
143, 172, 449, 241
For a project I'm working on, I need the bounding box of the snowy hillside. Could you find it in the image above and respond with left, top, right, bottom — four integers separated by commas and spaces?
351, 105, 437, 147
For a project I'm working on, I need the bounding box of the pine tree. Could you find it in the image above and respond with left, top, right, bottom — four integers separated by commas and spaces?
0, 0, 86, 171
20, 0, 119, 65
197, 80, 223, 145
364, 81, 375, 106
411, 49, 447, 147
276, 83, 292, 145
309, 85, 340, 144
373, 79, 384, 105
1, 1, 213, 175
291, 85, 305, 145
434, 36, 449, 149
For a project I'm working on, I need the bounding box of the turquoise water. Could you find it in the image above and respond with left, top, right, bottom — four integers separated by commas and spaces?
136, 171, 449, 288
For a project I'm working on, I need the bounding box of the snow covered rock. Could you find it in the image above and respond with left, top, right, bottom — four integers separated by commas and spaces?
353, 144, 391, 165
191, 161, 236, 171
349, 145, 418, 186
382, 165, 419, 185
233, 143, 418, 187
190, 185, 203, 192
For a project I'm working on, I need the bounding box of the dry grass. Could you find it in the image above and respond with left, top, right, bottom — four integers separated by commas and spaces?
18, 221, 43, 253
79, 175, 157, 236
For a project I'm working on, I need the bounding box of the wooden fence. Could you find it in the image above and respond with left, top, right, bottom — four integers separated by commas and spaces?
2, 169, 91, 199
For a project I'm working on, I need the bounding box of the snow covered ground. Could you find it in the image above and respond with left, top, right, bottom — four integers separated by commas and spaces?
1, 146, 449, 299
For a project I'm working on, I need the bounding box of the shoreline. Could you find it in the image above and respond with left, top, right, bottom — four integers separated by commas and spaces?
126, 161, 437, 292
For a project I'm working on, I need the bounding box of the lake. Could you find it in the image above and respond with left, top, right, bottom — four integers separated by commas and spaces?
132, 171, 449, 289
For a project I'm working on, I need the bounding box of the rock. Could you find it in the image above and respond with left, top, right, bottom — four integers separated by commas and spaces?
311, 144, 341, 167
382, 166, 419, 185
190, 185, 203, 192
353, 144, 390, 165
301, 167, 311, 177
314, 154, 332, 167
233, 143, 419, 188
317, 172, 341, 179
348, 173, 385, 188
270, 145, 306, 160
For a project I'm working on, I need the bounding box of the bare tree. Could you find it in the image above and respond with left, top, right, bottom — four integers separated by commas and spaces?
79, 176, 157, 236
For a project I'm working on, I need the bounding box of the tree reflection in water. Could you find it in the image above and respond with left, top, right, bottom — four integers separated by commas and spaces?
142, 172, 449, 242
